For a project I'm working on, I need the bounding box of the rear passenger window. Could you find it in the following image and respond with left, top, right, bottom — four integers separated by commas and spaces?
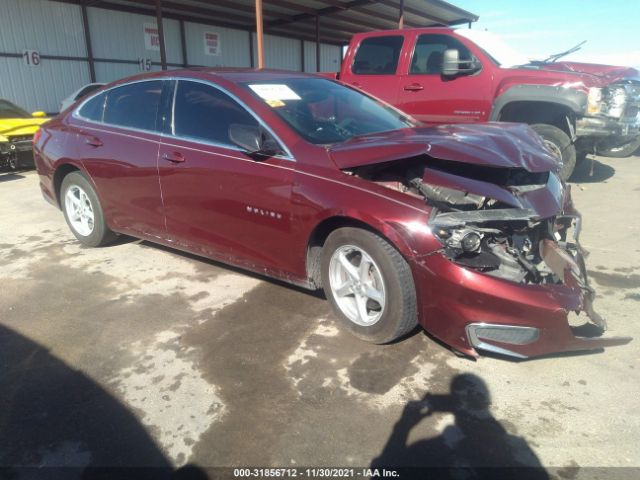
103, 81, 163, 131
172, 81, 258, 146
352, 36, 404, 75
77, 92, 106, 122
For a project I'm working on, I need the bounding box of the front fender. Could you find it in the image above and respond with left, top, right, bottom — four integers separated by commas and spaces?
490, 84, 587, 121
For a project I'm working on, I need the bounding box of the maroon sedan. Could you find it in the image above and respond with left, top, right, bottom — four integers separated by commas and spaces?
34, 69, 630, 359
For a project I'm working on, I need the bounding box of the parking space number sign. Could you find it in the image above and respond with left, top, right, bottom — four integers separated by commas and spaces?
23, 50, 40, 67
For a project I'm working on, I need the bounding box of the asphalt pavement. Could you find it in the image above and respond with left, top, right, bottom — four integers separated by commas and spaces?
0, 153, 639, 478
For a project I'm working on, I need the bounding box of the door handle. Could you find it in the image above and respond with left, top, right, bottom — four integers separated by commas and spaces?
162, 151, 185, 163
84, 136, 103, 147
403, 83, 424, 92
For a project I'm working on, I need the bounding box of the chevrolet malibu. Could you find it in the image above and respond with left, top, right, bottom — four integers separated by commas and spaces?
34, 69, 630, 359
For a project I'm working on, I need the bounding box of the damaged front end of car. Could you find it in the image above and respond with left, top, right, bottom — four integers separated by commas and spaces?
335, 124, 632, 358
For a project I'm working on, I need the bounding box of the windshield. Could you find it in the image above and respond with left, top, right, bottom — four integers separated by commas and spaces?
455, 29, 531, 68
242, 78, 414, 145
0, 100, 30, 119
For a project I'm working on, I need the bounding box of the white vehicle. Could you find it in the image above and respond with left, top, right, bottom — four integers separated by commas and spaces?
59, 83, 104, 113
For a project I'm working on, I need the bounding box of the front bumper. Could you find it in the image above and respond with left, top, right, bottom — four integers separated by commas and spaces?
411, 246, 631, 359
576, 114, 640, 137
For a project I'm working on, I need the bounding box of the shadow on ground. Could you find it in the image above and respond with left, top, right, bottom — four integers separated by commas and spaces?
371, 374, 549, 480
0, 325, 208, 480
0, 172, 26, 183
569, 157, 615, 183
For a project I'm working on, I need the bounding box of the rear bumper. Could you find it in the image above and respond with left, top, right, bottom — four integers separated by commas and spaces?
411, 250, 631, 359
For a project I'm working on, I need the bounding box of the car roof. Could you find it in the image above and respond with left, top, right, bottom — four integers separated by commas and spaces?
108, 68, 321, 88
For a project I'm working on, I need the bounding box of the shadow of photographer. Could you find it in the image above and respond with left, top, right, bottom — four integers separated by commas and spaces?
371, 374, 549, 480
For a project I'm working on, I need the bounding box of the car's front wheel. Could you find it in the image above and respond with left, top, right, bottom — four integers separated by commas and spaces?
61, 171, 116, 247
321, 227, 418, 344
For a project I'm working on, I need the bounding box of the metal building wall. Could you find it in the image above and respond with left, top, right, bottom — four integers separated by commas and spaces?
0, 0, 90, 113
303, 41, 342, 73
184, 23, 251, 68
87, 8, 182, 83
0, 0, 346, 113
253, 33, 302, 71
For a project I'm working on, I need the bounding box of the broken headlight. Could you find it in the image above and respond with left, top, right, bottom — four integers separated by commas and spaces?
437, 228, 482, 253
587, 86, 628, 118
435, 223, 547, 284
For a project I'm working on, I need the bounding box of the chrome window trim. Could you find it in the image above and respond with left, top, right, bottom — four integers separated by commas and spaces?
72, 76, 295, 162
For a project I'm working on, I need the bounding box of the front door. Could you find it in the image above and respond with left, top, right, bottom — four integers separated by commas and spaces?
396, 33, 491, 125
157, 79, 296, 275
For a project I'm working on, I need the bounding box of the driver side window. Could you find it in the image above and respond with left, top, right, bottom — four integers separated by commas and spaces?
410, 34, 475, 75
172, 81, 259, 146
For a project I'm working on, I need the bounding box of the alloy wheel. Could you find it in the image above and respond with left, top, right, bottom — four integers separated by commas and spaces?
328, 244, 386, 326
65, 185, 95, 236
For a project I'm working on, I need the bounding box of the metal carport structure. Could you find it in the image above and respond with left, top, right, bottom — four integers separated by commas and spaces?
64, 0, 478, 71
0, 0, 477, 113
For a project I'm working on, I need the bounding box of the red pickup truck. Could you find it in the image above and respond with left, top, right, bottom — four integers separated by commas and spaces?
326, 28, 640, 179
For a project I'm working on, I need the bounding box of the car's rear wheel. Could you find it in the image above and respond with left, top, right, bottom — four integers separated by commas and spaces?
321, 227, 418, 344
61, 171, 116, 247
531, 124, 576, 181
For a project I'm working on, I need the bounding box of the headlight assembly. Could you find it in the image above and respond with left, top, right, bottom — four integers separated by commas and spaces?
587, 87, 603, 115
587, 85, 628, 118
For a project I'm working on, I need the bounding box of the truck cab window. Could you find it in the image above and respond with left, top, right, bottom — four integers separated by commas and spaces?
352, 36, 404, 75
410, 34, 475, 75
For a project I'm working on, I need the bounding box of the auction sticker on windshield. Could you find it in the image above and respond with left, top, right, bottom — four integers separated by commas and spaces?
249, 84, 301, 101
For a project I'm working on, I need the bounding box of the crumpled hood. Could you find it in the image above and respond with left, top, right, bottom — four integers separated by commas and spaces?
0, 118, 48, 138
543, 62, 640, 83
330, 123, 559, 173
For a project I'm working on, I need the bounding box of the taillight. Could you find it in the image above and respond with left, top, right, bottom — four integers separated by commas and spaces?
33, 129, 42, 144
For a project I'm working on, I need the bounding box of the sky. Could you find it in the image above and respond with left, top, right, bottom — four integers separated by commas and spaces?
452, 0, 640, 68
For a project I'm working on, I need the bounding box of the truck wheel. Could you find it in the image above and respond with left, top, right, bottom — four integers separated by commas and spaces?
321, 227, 418, 344
531, 124, 576, 181
598, 137, 640, 158
61, 171, 117, 247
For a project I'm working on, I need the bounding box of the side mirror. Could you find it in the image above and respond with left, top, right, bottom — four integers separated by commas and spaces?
229, 123, 279, 157
442, 49, 461, 76
32, 111, 46, 118
442, 49, 481, 77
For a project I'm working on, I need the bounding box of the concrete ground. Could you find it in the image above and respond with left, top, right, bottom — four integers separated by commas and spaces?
1, 153, 639, 477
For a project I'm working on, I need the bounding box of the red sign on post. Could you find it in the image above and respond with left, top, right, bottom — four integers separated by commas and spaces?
144, 23, 160, 51
204, 32, 220, 56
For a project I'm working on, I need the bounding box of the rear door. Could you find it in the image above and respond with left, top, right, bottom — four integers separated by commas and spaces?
157, 79, 296, 275
343, 35, 405, 103
73, 80, 166, 238
396, 33, 491, 125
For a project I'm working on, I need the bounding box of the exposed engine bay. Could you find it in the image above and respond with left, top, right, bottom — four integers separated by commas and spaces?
346, 155, 608, 330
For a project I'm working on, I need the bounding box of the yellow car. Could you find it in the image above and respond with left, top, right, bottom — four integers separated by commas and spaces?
0, 99, 49, 170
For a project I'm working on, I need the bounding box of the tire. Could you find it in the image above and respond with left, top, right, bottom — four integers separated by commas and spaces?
61, 171, 117, 247
321, 227, 418, 344
531, 124, 576, 181
598, 137, 640, 158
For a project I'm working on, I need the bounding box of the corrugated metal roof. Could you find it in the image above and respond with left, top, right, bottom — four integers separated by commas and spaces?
64, 0, 478, 45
